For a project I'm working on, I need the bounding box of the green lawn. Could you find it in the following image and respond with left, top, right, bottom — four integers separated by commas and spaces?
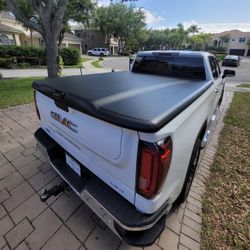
63, 57, 92, 68
91, 59, 103, 68
201, 92, 250, 249
237, 83, 250, 88
0, 77, 41, 108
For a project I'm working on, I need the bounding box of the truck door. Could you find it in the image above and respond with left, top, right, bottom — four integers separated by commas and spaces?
208, 56, 223, 111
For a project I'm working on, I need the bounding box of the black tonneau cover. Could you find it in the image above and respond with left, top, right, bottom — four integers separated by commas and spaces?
33, 71, 212, 132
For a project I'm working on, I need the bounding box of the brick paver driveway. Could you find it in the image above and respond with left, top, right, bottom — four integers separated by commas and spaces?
0, 92, 233, 250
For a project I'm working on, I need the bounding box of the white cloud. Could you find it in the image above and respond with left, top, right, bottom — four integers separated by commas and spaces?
182, 20, 250, 33
144, 9, 166, 26
96, 0, 110, 7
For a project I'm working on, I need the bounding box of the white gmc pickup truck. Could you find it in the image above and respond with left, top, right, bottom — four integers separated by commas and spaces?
33, 51, 235, 246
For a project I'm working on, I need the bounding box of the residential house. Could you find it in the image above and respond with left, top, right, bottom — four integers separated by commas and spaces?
212, 30, 250, 56
73, 24, 118, 55
0, 12, 82, 53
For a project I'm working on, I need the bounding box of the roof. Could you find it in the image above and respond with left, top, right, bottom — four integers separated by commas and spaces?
0, 23, 23, 33
27, 31, 82, 42
64, 32, 82, 42
214, 29, 250, 37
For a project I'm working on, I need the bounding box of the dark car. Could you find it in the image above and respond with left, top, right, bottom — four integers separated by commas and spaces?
222, 55, 240, 67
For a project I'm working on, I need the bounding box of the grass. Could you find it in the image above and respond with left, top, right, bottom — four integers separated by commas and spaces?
237, 83, 250, 88
91, 59, 103, 68
63, 58, 91, 68
0, 77, 41, 108
201, 92, 250, 250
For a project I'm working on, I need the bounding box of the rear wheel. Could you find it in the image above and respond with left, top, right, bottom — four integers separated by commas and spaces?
88, 52, 92, 56
175, 138, 201, 205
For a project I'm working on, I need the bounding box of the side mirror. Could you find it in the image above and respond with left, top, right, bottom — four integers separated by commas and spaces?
223, 69, 235, 79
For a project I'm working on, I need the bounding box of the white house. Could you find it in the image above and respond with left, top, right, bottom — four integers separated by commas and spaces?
212, 30, 250, 56
0, 12, 83, 54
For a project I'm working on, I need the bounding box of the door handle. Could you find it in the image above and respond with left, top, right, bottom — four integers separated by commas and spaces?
214, 88, 219, 93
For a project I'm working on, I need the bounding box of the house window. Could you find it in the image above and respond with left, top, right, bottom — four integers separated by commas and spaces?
239, 37, 246, 43
0, 34, 15, 45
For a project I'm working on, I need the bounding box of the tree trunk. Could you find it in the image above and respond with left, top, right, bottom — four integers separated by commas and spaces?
58, 30, 64, 47
45, 37, 59, 78
30, 29, 33, 46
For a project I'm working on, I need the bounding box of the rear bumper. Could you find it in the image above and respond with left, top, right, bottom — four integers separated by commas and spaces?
35, 128, 171, 246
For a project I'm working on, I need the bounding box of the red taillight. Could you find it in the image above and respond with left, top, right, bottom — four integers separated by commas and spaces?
137, 137, 172, 199
34, 91, 40, 120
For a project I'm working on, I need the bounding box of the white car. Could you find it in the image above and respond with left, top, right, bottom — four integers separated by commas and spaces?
87, 48, 110, 56
33, 51, 235, 247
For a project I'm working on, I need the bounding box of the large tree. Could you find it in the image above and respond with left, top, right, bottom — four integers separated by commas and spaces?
7, 0, 69, 78
58, 0, 94, 46
94, 2, 145, 53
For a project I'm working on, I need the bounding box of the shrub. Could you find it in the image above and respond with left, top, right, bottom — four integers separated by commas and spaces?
206, 46, 226, 53
215, 53, 226, 61
59, 47, 80, 65
0, 57, 13, 69
0, 45, 80, 66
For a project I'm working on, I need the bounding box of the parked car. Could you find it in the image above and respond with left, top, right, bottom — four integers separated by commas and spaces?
87, 48, 110, 56
222, 55, 240, 67
33, 51, 235, 247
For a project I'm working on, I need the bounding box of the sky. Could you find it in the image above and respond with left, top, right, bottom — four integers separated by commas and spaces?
97, 0, 250, 33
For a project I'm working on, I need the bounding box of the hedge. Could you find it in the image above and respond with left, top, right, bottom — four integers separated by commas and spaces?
59, 47, 80, 65
0, 45, 80, 67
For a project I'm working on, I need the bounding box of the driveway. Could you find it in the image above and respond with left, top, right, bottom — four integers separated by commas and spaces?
0, 91, 233, 250
102, 56, 129, 71
0, 59, 110, 78
222, 57, 250, 84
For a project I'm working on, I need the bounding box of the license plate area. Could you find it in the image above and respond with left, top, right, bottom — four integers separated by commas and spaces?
65, 153, 81, 177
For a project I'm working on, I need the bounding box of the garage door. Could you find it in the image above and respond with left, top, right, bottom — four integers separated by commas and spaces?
229, 49, 245, 56
247, 50, 250, 56
68, 44, 80, 51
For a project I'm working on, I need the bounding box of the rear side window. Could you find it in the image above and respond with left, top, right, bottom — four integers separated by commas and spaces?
132, 54, 206, 80
209, 56, 219, 79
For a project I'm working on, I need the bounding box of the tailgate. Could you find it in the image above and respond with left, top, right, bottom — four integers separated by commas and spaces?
36, 91, 139, 203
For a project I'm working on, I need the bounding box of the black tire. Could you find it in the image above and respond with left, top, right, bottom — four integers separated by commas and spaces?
175, 138, 201, 205
88, 52, 92, 56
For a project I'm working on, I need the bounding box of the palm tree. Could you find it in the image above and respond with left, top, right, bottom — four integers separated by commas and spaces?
188, 24, 201, 35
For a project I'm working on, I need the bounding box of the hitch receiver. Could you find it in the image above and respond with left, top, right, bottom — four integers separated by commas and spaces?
40, 182, 69, 202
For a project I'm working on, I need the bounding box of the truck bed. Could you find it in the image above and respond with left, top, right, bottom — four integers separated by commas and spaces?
33, 71, 213, 132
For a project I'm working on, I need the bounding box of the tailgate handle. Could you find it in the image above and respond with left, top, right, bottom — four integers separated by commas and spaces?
52, 91, 65, 100
51, 90, 68, 112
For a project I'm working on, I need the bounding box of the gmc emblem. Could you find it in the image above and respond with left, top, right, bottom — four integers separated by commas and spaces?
51, 111, 78, 133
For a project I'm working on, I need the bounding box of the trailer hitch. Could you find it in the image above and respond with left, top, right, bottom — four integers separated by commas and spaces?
40, 182, 69, 202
